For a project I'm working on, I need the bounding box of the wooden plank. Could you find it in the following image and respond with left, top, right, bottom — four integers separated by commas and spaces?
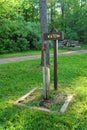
14, 88, 38, 104
43, 67, 50, 99
60, 95, 73, 113
16, 103, 51, 113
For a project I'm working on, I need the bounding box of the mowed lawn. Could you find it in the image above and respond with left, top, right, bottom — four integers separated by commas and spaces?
0, 53, 87, 130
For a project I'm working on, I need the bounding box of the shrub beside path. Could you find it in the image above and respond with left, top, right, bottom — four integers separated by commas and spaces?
0, 49, 87, 64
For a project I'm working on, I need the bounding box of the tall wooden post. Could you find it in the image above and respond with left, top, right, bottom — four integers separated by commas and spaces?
53, 40, 58, 90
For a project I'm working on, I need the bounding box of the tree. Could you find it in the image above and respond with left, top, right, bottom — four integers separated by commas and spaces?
21, 0, 39, 22
40, 0, 49, 65
0, 0, 41, 54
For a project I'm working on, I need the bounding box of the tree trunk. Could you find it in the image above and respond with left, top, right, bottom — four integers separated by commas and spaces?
40, 0, 49, 65
50, 1, 56, 31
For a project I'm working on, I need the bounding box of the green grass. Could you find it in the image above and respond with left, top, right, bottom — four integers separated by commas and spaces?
0, 48, 68, 58
0, 50, 41, 58
0, 54, 87, 130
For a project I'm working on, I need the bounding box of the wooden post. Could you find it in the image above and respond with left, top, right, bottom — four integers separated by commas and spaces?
42, 42, 50, 100
53, 40, 58, 90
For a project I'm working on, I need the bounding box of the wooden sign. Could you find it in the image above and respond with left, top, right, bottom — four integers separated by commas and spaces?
44, 32, 64, 40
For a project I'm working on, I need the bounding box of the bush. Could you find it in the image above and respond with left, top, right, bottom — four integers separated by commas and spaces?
0, 18, 41, 54
26, 22, 41, 50
65, 28, 79, 40
0, 18, 28, 54
17, 38, 29, 51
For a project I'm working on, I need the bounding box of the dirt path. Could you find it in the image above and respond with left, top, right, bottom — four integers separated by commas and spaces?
0, 49, 87, 64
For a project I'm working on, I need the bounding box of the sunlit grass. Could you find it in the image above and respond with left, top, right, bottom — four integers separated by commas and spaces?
0, 54, 87, 129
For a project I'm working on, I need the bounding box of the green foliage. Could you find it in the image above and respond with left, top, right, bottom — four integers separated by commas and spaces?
47, 0, 87, 43
65, 28, 79, 40
0, 0, 87, 54
26, 22, 41, 50
0, 18, 29, 54
0, 18, 41, 54
0, 0, 41, 54
21, 0, 39, 22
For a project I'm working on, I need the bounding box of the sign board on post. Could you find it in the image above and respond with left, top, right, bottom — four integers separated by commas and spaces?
44, 30, 64, 90
44, 32, 64, 40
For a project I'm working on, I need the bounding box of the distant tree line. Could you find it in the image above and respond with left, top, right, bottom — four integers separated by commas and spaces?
0, 0, 87, 54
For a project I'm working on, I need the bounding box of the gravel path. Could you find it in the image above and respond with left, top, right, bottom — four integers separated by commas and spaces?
0, 49, 87, 64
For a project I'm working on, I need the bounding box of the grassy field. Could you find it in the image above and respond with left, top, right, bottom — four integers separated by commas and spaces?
0, 44, 87, 58
0, 54, 87, 130
0, 50, 41, 58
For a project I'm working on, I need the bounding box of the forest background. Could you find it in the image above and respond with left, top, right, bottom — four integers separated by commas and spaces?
0, 0, 87, 54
